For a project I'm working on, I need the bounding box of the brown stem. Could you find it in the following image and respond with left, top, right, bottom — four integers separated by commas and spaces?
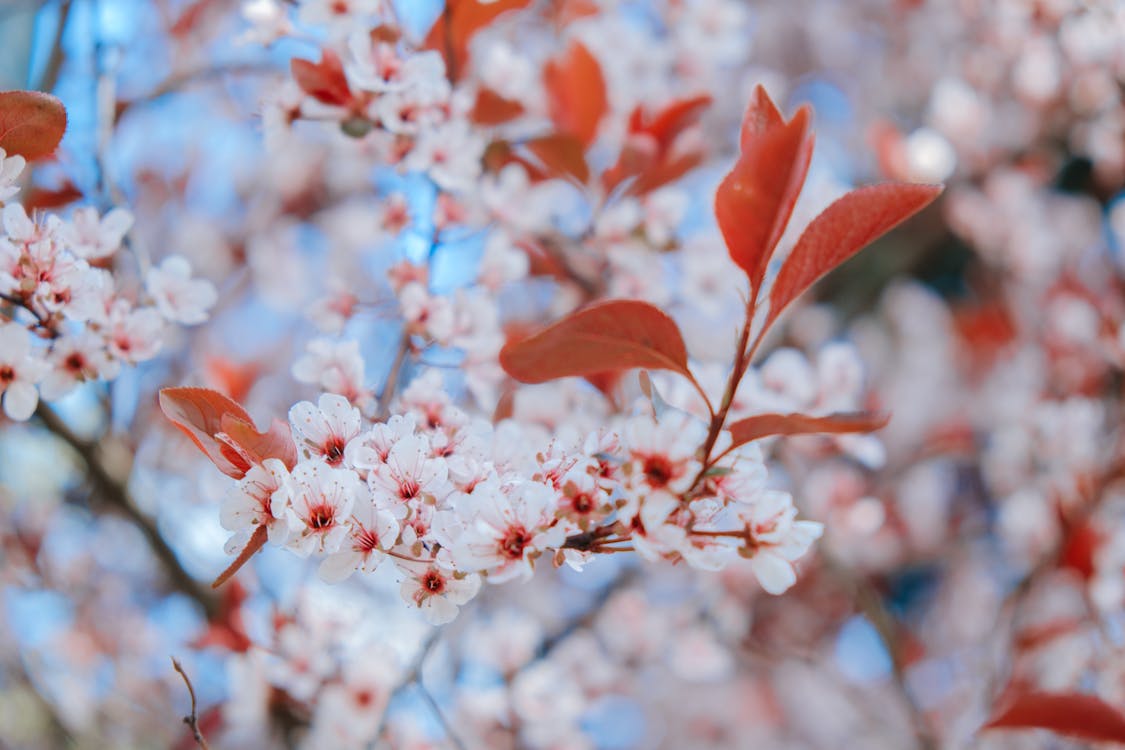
35, 403, 218, 617
37, 0, 72, 93
824, 555, 937, 750
442, 1, 458, 83
171, 657, 212, 750
377, 334, 411, 420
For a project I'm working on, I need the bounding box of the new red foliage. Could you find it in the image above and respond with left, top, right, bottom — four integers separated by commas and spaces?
159, 387, 296, 479
0, 90, 67, 161
543, 40, 607, 148
291, 51, 353, 108
766, 182, 943, 326
727, 412, 890, 450
499, 299, 692, 384
982, 690, 1125, 744
715, 86, 813, 300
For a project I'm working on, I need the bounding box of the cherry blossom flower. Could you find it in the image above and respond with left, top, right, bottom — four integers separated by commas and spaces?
220, 458, 296, 547
144, 255, 218, 325
734, 490, 824, 594
0, 148, 25, 202
367, 432, 450, 513
291, 338, 370, 406
0, 322, 48, 420
283, 460, 360, 557
53, 207, 133, 260
318, 499, 399, 582
447, 480, 565, 583
289, 393, 363, 467
397, 559, 481, 625
39, 332, 118, 400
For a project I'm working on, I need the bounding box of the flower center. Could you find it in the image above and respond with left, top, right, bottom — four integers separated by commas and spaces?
308, 505, 335, 530
499, 525, 531, 560
423, 570, 445, 594
642, 455, 676, 488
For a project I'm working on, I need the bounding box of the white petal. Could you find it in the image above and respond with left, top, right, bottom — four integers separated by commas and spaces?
3, 380, 39, 420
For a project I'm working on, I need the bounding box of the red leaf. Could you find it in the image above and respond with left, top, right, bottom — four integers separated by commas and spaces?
1059, 521, 1102, 580
982, 691, 1125, 744
640, 94, 712, 151
715, 87, 813, 299
22, 182, 83, 211
524, 133, 590, 184
500, 300, 692, 383
605, 94, 711, 195
220, 414, 298, 472
159, 387, 295, 477
290, 50, 352, 107
0, 90, 67, 161
727, 412, 889, 449
767, 183, 942, 327
739, 85, 784, 145
424, 0, 532, 81
543, 41, 607, 148
470, 88, 525, 125
211, 525, 268, 589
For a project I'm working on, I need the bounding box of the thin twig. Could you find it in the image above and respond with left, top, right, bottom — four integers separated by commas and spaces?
171, 657, 212, 750
35, 403, 218, 617
377, 334, 411, 420
37, 0, 72, 93
823, 555, 937, 750
417, 682, 468, 750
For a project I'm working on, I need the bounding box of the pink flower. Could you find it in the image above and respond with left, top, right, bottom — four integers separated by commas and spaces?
291, 338, 370, 407
53, 207, 133, 260
220, 458, 296, 547
289, 393, 363, 467
283, 460, 359, 557
447, 480, 565, 583
40, 332, 119, 400
368, 432, 450, 514
734, 490, 823, 594
318, 499, 400, 582
0, 148, 25, 202
0, 323, 48, 420
144, 255, 218, 325
397, 559, 480, 625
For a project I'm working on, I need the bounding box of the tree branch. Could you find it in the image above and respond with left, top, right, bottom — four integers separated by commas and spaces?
35, 403, 218, 617
171, 657, 211, 750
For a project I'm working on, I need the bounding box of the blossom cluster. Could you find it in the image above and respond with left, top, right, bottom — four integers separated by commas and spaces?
0, 149, 217, 420
220, 374, 821, 624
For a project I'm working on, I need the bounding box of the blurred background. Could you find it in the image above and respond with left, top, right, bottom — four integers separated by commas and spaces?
2, 1, 1125, 748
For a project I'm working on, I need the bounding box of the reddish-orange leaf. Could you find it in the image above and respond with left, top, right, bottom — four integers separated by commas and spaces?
605, 95, 711, 195
524, 133, 590, 184
290, 50, 352, 107
630, 151, 706, 196
982, 691, 1125, 744
739, 85, 784, 146
211, 525, 268, 589
22, 182, 83, 211
543, 41, 607, 148
1059, 521, 1103, 580
159, 387, 295, 478
471, 88, 525, 125
715, 91, 813, 299
425, 0, 532, 81
220, 414, 298, 472
641, 94, 712, 150
500, 300, 692, 384
727, 412, 889, 450
766, 183, 942, 327
1013, 618, 1085, 652
0, 90, 67, 161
